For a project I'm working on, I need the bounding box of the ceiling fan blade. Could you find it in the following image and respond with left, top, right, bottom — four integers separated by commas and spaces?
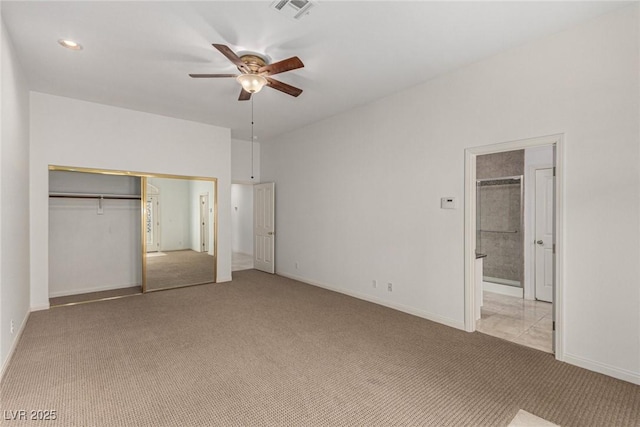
189, 74, 238, 78
266, 77, 303, 97
212, 44, 250, 73
259, 56, 304, 76
238, 89, 252, 101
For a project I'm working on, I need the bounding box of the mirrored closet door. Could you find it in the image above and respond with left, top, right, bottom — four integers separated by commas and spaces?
142, 176, 217, 291
48, 167, 217, 305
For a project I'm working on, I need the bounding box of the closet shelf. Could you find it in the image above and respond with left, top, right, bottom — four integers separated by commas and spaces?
49, 192, 141, 200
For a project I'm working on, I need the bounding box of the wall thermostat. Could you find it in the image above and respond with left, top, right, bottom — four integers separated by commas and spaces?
441, 197, 457, 209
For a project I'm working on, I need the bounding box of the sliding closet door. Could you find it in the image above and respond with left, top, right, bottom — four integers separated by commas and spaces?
142, 176, 216, 291
48, 170, 142, 298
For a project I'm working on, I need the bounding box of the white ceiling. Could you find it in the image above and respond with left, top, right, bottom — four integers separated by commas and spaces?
1, 1, 630, 141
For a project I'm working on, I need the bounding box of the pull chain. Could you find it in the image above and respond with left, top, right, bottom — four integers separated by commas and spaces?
251, 96, 254, 180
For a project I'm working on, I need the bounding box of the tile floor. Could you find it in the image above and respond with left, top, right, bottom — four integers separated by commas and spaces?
232, 252, 254, 272
477, 291, 553, 353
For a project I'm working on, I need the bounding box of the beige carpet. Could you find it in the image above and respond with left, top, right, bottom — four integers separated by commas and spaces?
145, 249, 215, 291
1, 270, 639, 426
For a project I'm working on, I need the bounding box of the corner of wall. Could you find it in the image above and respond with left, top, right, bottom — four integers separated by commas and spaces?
0, 18, 32, 378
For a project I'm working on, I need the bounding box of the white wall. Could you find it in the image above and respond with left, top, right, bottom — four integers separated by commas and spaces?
30, 93, 233, 311
49, 171, 141, 297
148, 177, 192, 251
231, 138, 260, 183
262, 6, 640, 383
231, 139, 258, 256
231, 184, 254, 255
0, 17, 31, 376
523, 146, 554, 301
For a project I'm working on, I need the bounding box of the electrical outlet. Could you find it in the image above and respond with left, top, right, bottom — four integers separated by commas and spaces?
10, 320, 15, 334
372, 280, 377, 288
387, 283, 393, 292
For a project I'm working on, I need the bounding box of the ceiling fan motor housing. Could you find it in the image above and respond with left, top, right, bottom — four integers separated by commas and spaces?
238, 55, 267, 73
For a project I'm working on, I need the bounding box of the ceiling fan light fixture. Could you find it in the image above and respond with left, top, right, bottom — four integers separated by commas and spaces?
237, 74, 267, 93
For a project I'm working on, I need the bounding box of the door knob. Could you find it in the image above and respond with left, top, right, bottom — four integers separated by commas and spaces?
536, 240, 544, 245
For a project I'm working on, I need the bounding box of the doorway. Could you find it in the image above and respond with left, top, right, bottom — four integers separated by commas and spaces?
231, 183, 254, 272
465, 135, 563, 359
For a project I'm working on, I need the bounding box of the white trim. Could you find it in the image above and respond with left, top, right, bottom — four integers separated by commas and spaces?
278, 272, 465, 331
217, 275, 233, 283
483, 276, 521, 287
464, 134, 564, 362
483, 282, 523, 298
0, 311, 30, 382
30, 304, 50, 312
49, 283, 140, 298
564, 353, 640, 385
464, 148, 477, 331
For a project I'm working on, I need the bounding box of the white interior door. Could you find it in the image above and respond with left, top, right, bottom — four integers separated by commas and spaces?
535, 168, 554, 302
254, 182, 275, 273
145, 195, 160, 252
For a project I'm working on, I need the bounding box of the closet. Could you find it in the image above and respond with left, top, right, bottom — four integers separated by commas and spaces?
49, 170, 142, 302
48, 166, 218, 305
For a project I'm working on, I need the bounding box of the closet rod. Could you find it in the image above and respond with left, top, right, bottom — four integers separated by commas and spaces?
49, 192, 141, 200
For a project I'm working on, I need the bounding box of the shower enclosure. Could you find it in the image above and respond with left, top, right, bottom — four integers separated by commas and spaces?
476, 176, 523, 288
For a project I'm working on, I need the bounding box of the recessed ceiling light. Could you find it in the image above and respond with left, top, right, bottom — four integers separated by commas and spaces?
58, 39, 83, 50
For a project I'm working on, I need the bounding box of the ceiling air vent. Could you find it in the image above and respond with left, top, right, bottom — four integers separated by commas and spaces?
270, 0, 316, 21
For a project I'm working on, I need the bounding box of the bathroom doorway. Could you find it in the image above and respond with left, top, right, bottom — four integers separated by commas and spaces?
464, 135, 562, 358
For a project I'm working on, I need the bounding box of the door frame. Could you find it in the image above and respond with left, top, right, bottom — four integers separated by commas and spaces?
199, 193, 209, 253
464, 134, 564, 361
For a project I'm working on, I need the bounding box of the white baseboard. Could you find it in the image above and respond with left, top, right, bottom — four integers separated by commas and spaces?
232, 251, 253, 257
484, 276, 521, 287
564, 352, 640, 385
483, 281, 524, 298
30, 304, 50, 312
217, 276, 233, 283
278, 272, 465, 331
49, 283, 140, 298
0, 310, 30, 383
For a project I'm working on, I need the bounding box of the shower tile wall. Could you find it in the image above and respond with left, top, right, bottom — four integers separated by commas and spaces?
477, 150, 524, 180
477, 150, 524, 286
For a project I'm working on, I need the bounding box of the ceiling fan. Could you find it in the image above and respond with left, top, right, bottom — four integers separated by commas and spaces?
189, 44, 304, 101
